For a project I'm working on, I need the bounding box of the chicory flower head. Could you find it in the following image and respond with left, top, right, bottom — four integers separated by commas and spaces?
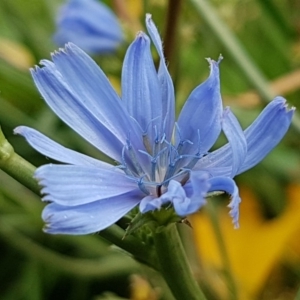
15, 15, 294, 235
53, 0, 123, 54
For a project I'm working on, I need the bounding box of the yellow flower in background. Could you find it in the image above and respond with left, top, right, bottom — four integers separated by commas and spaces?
192, 184, 300, 299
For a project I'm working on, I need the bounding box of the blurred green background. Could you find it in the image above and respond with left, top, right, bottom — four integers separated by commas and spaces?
0, 0, 300, 299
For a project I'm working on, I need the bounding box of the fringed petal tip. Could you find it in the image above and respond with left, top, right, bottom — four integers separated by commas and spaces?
29, 65, 41, 74
50, 43, 84, 60
34, 164, 50, 179
13, 126, 23, 135
57, 42, 77, 50
146, 13, 152, 22
42, 224, 52, 234
33, 171, 50, 197
208, 177, 241, 229
33, 165, 58, 196
41, 191, 141, 235
205, 54, 223, 68
34, 43, 83, 67
136, 31, 148, 40
228, 194, 241, 229
271, 96, 295, 116
30, 60, 56, 74
43, 226, 60, 235
273, 95, 293, 107
30, 45, 72, 70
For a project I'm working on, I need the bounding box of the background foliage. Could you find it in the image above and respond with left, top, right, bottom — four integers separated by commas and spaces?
0, 0, 299, 299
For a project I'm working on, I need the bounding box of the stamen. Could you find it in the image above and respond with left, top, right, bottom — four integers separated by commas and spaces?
181, 154, 202, 170
138, 175, 150, 195
160, 133, 166, 144
178, 169, 191, 186
152, 125, 160, 157
143, 116, 162, 138
185, 129, 203, 170
140, 147, 168, 181
175, 123, 193, 154
120, 122, 203, 199
184, 130, 203, 170
120, 146, 134, 176
143, 135, 152, 154
162, 168, 190, 187
126, 137, 145, 177
162, 114, 168, 138
163, 157, 180, 186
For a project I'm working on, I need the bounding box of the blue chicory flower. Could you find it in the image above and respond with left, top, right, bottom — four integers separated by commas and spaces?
15, 15, 294, 235
53, 0, 123, 54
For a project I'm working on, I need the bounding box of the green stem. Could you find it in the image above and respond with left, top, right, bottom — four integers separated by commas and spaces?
153, 223, 207, 300
0, 127, 40, 194
0, 128, 158, 269
100, 225, 159, 269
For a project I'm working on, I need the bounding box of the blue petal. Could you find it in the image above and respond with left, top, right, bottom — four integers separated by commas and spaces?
238, 96, 294, 174
177, 59, 222, 154
14, 126, 111, 168
145, 14, 175, 141
51, 43, 141, 143
139, 195, 164, 213
182, 171, 210, 212
139, 176, 209, 216
35, 164, 136, 206
122, 32, 163, 144
54, 0, 123, 54
162, 174, 209, 216
222, 108, 247, 176
199, 166, 232, 177
194, 143, 230, 174
42, 190, 142, 234
196, 97, 294, 176
208, 177, 241, 228
31, 44, 144, 163
163, 181, 190, 216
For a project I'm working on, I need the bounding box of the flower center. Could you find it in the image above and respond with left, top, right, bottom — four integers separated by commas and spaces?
120, 124, 203, 197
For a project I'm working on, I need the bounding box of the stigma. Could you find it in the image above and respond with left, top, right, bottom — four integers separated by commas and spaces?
120, 123, 203, 198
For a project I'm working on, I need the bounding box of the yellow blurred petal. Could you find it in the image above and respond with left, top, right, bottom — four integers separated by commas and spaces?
130, 275, 158, 300
126, 0, 143, 20
285, 184, 300, 259
192, 184, 300, 297
0, 38, 34, 70
113, 0, 142, 34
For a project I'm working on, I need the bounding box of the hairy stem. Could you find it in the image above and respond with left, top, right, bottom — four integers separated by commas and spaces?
100, 225, 159, 269
0, 128, 157, 269
153, 223, 207, 300
0, 127, 40, 194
